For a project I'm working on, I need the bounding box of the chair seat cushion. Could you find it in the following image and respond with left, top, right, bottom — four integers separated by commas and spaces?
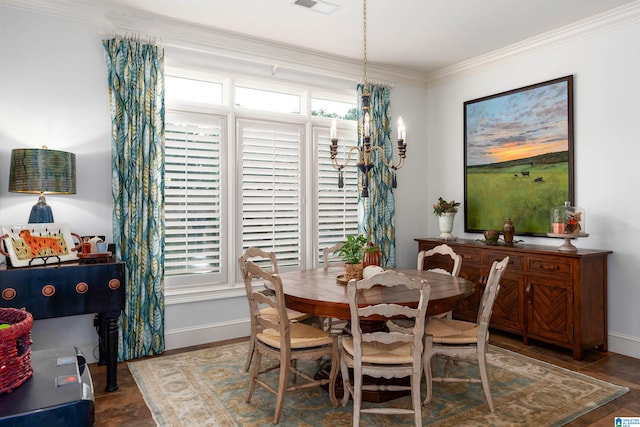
259, 306, 308, 323
257, 322, 333, 349
425, 318, 478, 344
341, 337, 413, 364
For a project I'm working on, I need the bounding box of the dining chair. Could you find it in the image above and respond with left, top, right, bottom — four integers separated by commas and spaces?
388, 243, 463, 333
340, 270, 430, 427
321, 242, 347, 334
238, 247, 310, 372
417, 243, 462, 277
322, 242, 344, 269
419, 244, 462, 321
422, 256, 509, 413
242, 259, 339, 424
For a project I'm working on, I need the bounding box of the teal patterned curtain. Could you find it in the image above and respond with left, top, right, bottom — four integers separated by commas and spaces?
103, 38, 165, 361
357, 83, 396, 267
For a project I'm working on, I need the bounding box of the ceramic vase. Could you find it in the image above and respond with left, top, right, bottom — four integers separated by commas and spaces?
503, 218, 515, 244
438, 212, 455, 240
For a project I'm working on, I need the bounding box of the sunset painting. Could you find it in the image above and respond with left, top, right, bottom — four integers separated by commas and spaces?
464, 76, 574, 236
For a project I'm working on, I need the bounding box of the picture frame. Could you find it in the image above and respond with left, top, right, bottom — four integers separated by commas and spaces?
0, 223, 80, 267
464, 75, 574, 236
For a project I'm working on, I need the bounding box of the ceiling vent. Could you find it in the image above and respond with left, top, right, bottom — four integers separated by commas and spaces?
292, 0, 339, 14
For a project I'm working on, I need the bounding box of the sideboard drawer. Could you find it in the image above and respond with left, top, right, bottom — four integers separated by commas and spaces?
528, 257, 572, 277
455, 247, 483, 266
488, 252, 523, 272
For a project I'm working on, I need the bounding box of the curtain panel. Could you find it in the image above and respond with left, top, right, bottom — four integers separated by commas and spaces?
357, 83, 396, 268
103, 38, 165, 361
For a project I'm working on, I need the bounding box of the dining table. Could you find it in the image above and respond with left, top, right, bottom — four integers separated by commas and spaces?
277, 266, 477, 403
280, 266, 476, 321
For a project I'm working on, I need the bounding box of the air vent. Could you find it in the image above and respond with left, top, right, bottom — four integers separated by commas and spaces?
291, 0, 339, 14
294, 0, 317, 8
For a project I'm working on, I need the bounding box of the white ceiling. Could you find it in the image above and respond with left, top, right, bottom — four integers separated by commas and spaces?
104, 0, 638, 75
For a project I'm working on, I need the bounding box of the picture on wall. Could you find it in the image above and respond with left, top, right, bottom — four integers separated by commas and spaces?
464, 75, 574, 236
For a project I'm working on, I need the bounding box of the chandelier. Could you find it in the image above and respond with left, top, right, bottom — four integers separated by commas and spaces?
329, 0, 407, 198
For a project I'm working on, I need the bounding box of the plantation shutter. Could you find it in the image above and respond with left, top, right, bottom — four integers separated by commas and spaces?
238, 119, 303, 269
316, 127, 359, 264
164, 111, 224, 281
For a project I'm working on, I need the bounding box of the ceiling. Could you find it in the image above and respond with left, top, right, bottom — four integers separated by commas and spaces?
104, 0, 637, 75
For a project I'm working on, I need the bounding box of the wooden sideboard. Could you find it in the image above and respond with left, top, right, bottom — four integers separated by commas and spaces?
415, 238, 612, 360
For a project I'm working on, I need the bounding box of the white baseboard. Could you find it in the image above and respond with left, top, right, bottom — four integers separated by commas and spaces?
164, 319, 250, 351
608, 331, 640, 359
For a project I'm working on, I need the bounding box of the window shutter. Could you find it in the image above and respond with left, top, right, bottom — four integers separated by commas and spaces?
165, 111, 224, 280
238, 119, 303, 269
316, 128, 359, 263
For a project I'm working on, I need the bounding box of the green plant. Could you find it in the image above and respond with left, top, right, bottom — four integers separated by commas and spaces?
336, 234, 368, 264
433, 197, 461, 216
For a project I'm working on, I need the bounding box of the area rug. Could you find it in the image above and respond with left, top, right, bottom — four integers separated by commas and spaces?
128, 341, 628, 427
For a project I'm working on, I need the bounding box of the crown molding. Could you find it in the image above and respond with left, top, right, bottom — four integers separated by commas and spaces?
426, 0, 640, 87
5, 0, 640, 89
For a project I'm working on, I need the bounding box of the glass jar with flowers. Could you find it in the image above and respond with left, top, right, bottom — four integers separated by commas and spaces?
433, 197, 461, 240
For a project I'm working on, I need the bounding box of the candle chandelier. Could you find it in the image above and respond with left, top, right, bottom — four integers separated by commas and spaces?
329, 0, 407, 198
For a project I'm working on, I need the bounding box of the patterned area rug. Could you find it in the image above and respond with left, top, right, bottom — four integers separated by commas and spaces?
129, 341, 628, 426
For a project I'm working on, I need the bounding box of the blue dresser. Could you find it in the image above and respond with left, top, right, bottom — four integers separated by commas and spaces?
0, 261, 125, 391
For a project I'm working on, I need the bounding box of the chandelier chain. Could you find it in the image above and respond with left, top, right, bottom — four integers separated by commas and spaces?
363, 0, 367, 87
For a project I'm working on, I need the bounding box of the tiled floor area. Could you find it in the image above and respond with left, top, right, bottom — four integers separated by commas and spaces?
91, 331, 640, 426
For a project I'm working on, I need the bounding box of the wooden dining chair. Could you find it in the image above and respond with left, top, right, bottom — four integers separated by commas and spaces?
422, 256, 509, 413
320, 242, 347, 333
417, 243, 462, 277
340, 270, 430, 427
419, 244, 462, 321
238, 247, 309, 372
388, 243, 463, 333
322, 242, 344, 269
243, 259, 339, 424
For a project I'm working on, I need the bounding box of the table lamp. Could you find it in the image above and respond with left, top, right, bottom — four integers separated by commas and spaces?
8, 147, 76, 223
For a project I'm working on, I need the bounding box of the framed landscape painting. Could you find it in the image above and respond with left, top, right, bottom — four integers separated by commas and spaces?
464, 75, 574, 236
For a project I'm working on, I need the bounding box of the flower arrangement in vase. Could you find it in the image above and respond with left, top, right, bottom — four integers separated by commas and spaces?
433, 197, 461, 240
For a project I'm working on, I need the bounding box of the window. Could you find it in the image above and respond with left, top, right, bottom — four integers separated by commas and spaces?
238, 119, 304, 269
166, 76, 222, 106
236, 86, 301, 114
164, 71, 358, 292
311, 97, 357, 120
164, 111, 225, 285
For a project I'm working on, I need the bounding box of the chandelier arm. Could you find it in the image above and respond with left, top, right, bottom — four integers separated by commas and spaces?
331, 145, 362, 170
368, 146, 406, 170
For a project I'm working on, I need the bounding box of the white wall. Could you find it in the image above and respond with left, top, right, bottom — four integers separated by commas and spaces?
2, 3, 639, 361
425, 17, 640, 358
0, 8, 114, 360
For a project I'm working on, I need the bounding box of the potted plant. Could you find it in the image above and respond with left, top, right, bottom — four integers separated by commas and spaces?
433, 197, 461, 239
336, 234, 368, 281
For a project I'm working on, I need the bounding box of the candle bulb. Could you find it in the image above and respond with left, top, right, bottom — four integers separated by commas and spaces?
364, 112, 370, 137
397, 117, 406, 140
330, 118, 337, 140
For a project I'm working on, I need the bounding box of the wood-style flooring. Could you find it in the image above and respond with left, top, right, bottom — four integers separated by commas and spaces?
91, 330, 640, 427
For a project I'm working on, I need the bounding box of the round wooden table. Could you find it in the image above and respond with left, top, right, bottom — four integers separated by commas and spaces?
280, 266, 476, 320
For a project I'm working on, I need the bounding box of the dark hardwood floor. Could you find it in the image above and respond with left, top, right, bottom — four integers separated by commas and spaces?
91, 331, 640, 426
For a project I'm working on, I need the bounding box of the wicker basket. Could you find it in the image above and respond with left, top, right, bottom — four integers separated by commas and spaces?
0, 307, 33, 394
